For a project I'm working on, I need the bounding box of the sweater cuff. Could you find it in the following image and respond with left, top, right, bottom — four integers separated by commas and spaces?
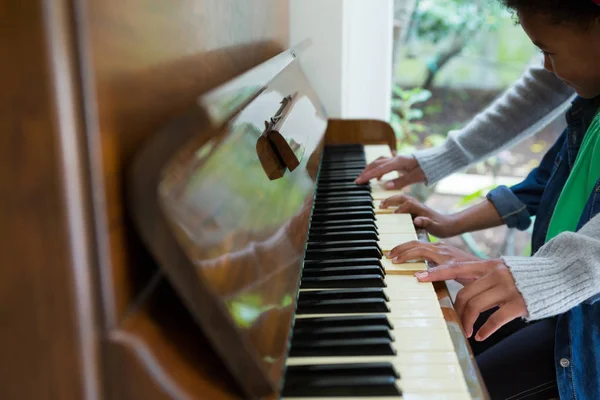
413, 135, 469, 185
502, 251, 596, 321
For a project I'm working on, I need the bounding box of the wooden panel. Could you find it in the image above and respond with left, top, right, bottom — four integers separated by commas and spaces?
80, 0, 290, 328
73, 0, 291, 398
325, 119, 397, 153
0, 0, 99, 399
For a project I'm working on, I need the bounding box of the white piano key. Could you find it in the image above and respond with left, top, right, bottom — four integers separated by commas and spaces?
364, 145, 393, 164
381, 257, 427, 274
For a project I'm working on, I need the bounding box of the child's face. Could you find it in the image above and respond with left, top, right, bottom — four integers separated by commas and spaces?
520, 11, 600, 99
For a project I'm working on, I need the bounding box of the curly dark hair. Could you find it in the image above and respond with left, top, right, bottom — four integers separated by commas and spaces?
500, 0, 600, 26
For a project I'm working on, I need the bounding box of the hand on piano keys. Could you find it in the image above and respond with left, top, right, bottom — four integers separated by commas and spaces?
281, 144, 473, 400
354, 145, 426, 191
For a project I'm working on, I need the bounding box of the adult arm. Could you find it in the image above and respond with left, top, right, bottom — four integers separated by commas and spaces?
414, 64, 575, 185
503, 213, 600, 320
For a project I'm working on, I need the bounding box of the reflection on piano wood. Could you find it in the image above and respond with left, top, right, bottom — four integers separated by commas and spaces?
127, 48, 489, 399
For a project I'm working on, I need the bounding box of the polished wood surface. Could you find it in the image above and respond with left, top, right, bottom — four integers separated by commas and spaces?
3, 0, 289, 399
1, 1, 99, 399
81, 1, 290, 399
325, 119, 397, 153
129, 52, 327, 398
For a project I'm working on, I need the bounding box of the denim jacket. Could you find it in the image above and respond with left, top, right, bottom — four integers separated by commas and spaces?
487, 95, 600, 399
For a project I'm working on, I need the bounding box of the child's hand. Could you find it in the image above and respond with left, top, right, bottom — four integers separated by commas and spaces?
380, 194, 458, 238
386, 241, 479, 268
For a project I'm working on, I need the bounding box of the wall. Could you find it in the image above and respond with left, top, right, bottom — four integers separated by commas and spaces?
290, 0, 393, 120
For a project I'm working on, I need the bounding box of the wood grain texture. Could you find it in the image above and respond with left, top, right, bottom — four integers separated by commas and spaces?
74, 0, 291, 398
79, 0, 290, 328
0, 0, 100, 399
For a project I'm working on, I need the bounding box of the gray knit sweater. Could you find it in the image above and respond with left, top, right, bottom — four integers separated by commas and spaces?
414, 65, 600, 321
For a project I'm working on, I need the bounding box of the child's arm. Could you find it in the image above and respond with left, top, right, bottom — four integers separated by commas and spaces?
379, 195, 503, 238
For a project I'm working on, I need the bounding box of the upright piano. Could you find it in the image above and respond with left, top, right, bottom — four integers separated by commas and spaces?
121, 47, 489, 400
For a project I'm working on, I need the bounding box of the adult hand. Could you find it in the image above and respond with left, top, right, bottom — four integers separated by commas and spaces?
387, 240, 479, 269
354, 155, 426, 189
380, 194, 459, 238
414, 259, 528, 341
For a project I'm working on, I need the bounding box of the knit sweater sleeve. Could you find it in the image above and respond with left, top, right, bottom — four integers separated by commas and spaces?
502, 213, 600, 321
413, 64, 575, 185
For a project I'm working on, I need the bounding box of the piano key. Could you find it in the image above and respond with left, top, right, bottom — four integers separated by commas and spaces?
301, 266, 385, 278
380, 257, 427, 274
375, 213, 416, 229
309, 224, 377, 234
296, 298, 390, 314
377, 234, 419, 253
289, 338, 396, 357
311, 210, 375, 222
317, 182, 371, 192
314, 197, 374, 207
316, 191, 373, 200
281, 375, 401, 398
300, 274, 386, 289
303, 258, 382, 268
292, 326, 394, 341
307, 239, 379, 250
318, 175, 365, 182
312, 205, 374, 213
298, 288, 389, 302
371, 187, 410, 201
363, 144, 393, 164
318, 174, 364, 182
285, 362, 399, 379
304, 246, 382, 260
309, 231, 379, 242
321, 162, 368, 171
310, 219, 376, 228
293, 314, 393, 329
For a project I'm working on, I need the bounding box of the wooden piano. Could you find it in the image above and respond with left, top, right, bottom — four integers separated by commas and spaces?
126, 48, 489, 400
3, 1, 488, 399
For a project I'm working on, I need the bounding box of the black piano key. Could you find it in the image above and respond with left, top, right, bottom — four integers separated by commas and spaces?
310, 228, 377, 238
303, 258, 382, 268
318, 182, 370, 190
317, 176, 362, 184
314, 197, 374, 207
289, 338, 396, 357
318, 188, 371, 196
285, 362, 399, 379
309, 231, 379, 241
282, 375, 400, 397
298, 288, 389, 302
296, 298, 390, 314
310, 210, 375, 222
313, 205, 374, 214
310, 219, 376, 227
315, 191, 373, 200
301, 266, 384, 278
321, 163, 368, 171
300, 274, 386, 289
293, 315, 393, 330
318, 171, 364, 179
292, 325, 394, 341
307, 239, 379, 250
304, 246, 382, 260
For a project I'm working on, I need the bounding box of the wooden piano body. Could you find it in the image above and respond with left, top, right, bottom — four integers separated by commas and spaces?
3, 1, 487, 399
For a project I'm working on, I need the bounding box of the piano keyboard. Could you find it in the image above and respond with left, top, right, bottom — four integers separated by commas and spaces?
282, 144, 471, 400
